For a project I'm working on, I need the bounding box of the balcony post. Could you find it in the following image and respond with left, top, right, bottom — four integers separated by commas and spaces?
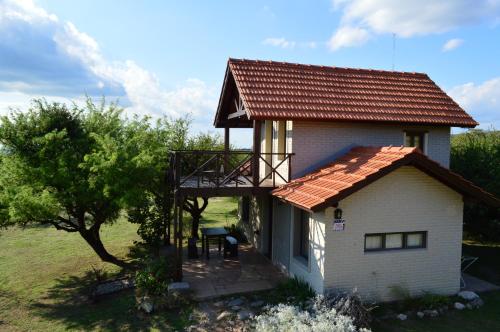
253, 120, 261, 187
224, 126, 229, 174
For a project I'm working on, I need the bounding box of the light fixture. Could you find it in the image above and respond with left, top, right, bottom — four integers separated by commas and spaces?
334, 208, 343, 219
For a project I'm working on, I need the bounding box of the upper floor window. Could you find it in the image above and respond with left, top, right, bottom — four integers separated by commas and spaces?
277, 121, 286, 160
404, 131, 427, 153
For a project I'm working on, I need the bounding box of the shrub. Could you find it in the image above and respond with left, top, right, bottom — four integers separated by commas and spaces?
417, 292, 451, 310
389, 285, 451, 311
267, 277, 315, 306
253, 300, 371, 332
135, 257, 174, 295
316, 290, 375, 328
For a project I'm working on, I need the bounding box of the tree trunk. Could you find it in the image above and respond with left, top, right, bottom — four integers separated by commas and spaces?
191, 212, 201, 239
183, 197, 209, 239
79, 226, 127, 268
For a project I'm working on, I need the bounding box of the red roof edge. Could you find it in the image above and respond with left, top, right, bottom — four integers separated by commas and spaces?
272, 147, 500, 212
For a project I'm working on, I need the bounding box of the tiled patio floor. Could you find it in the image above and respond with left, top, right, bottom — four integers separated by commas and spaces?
183, 244, 286, 300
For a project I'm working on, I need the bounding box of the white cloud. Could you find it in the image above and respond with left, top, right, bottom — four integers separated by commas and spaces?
448, 77, 500, 128
330, 0, 500, 49
263, 37, 296, 49
328, 26, 370, 50
0, 0, 216, 120
263, 37, 318, 50
442, 38, 464, 52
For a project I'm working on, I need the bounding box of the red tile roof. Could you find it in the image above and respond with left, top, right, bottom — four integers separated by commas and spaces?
227, 58, 477, 128
272, 146, 500, 211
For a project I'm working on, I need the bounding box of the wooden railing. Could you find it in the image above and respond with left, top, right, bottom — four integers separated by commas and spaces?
169, 150, 293, 190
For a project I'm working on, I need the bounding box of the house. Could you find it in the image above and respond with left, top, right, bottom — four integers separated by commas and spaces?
171, 58, 499, 301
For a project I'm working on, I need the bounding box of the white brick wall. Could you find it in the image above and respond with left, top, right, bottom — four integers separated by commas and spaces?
271, 198, 326, 294
316, 166, 463, 301
291, 121, 450, 178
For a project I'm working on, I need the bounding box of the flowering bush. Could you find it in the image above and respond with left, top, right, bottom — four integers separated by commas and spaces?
253, 300, 371, 332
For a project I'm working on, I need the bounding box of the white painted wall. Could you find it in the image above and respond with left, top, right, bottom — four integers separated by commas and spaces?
319, 166, 463, 301
271, 198, 326, 294
291, 122, 451, 178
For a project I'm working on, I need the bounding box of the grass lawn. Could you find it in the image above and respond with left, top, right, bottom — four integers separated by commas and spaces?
0, 197, 238, 331
195, 196, 239, 228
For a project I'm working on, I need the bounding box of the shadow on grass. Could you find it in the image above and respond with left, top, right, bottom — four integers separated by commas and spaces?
29, 269, 189, 331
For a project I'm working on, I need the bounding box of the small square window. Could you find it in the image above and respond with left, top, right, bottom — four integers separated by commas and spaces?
386, 233, 403, 249
407, 233, 425, 248
365, 234, 383, 250
404, 131, 426, 152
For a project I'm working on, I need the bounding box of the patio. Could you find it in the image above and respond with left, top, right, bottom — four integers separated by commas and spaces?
183, 243, 286, 300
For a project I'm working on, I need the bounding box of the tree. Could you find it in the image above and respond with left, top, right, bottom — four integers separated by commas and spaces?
125, 116, 190, 250
126, 125, 224, 246
0, 99, 142, 267
180, 132, 224, 239
183, 197, 209, 239
451, 129, 500, 240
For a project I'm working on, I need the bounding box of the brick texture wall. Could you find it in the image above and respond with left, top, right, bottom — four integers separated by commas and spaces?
315, 166, 463, 301
291, 121, 450, 178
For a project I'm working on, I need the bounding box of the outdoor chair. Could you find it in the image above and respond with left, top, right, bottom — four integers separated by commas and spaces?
224, 236, 238, 258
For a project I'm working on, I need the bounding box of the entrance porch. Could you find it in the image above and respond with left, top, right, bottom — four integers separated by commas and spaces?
183, 243, 286, 300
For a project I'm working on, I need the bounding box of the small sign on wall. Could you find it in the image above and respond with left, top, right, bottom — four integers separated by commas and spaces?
333, 219, 345, 231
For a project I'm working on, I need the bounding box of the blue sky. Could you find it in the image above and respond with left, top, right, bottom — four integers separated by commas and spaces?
1, 0, 500, 147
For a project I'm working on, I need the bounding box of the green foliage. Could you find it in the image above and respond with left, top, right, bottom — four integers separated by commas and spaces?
0, 98, 148, 265
135, 257, 175, 295
417, 293, 451, 310
450, 129, 500, 240
126, 118, 224, 247
266, 277, 315, 307
389, 286, 451, 311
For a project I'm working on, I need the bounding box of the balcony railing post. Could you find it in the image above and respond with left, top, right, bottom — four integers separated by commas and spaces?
288, 154, 292, 182
252, 120, 261, 187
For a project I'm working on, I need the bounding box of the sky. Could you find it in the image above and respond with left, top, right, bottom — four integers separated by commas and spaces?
1, 0, 500, 147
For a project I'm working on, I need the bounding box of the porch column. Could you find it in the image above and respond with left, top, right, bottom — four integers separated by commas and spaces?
224, 126, 230, 174
253, 120, 261, 187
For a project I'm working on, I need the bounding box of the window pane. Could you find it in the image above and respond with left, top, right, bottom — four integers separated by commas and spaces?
407, 233, 424, 247
365, 235, 383, 250
300, 212, 309, 259
414, 135, 421, 148
386, 233, 403, 249
405, 135, 412, 147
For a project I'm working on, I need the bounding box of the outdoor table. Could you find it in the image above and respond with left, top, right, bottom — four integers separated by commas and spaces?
200, 227, 229, 259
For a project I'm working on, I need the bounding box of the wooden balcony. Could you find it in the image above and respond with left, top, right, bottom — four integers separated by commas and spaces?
169, 150, 293, 197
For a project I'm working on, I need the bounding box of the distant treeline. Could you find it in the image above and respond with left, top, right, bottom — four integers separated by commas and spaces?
450, 129, 500, 241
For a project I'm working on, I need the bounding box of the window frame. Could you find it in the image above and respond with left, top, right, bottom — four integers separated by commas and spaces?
298, 210, 309, 260
276, 121, 286, 161
364, 231, 427, 252
404, 130, 427, 153
293, 208, 310, 265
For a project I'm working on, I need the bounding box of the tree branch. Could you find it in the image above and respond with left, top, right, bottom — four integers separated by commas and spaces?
46, 220, 79, 232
